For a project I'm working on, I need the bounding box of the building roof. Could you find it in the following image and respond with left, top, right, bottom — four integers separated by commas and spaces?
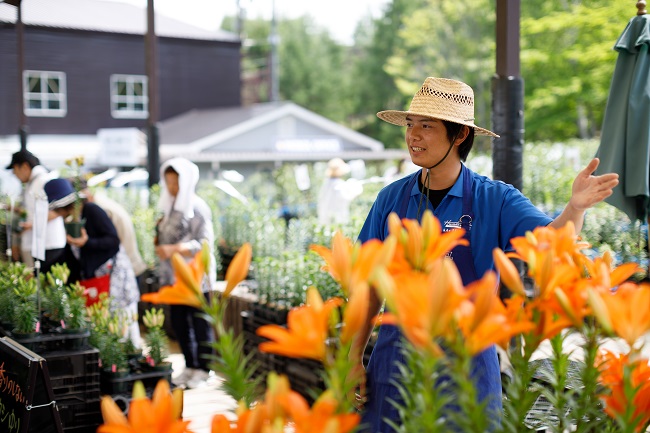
159, 103, 281, 145
0, 0, 238, 42
159, 101, 407, 163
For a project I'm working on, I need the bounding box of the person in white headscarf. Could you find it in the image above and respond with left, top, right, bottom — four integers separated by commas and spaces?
155, 157, 216, 389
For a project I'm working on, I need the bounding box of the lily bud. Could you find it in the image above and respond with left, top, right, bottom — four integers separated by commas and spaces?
171, 253, 200, 295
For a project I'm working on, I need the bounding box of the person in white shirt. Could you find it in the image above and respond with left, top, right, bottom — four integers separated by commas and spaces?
6, 150, 66, 273
317, 158, 363, 226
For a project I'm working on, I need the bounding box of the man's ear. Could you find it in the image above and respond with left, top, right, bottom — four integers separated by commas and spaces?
454, 126, 470, 146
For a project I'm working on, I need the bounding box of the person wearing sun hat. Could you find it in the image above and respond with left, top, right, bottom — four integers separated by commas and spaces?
6, 149, 66, 272
44, 177, 141, 347
317, 158, 363, 225
353, 77, 619, 432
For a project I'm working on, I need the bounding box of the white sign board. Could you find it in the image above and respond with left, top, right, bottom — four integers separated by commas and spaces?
97, 128, 144, 167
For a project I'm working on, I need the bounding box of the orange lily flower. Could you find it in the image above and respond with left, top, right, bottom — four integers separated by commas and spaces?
380, 259, 468, 357
311, 231, 395, 297
456, 272, 535, 355
523, 298, 573, 351
552, 281, 592, 329
98, 379, 190, 433
493, 248, 526, 297
589, 282, 650, 346
280, 390, 360, 433
508, 223, 586, 299
211, 403, 278, 433
597, 350, 650, 430
583, 251, 642, 289
141, 249, 206, 309
387, 211, 468, 275
223, 242, 252, 297
210, 373, 291, 433
257, 288, 343, 361
340, 283, 369, 345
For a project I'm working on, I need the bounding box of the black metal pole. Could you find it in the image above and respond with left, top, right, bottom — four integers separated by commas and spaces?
146, 0, 160, 188
493, 0, 525, 302
16, 1, 28, 151
492, 77, 524, 190
492, 0, 523, 191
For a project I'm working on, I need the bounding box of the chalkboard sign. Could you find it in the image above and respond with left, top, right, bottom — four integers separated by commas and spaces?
0, 337, 63, 433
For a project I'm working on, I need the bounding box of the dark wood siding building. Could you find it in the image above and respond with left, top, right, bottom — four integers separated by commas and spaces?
0, 0, 241, 136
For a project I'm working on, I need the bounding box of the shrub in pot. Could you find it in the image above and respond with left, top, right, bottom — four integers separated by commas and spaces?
12, 278, 39, 337
142, 307, 170, 370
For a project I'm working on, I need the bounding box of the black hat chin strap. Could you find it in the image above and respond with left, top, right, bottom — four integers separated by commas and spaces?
426, 140, 455, 170
416, 131, 461, 219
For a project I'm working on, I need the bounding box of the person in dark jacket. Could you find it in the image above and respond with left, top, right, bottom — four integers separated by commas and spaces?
44, 178, 141, 346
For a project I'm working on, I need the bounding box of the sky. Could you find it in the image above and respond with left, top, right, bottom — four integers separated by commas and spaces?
110, 0, 390, 45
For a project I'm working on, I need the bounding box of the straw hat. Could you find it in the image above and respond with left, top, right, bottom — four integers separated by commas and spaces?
377, 77, 499, 138
325, 158, 350, 178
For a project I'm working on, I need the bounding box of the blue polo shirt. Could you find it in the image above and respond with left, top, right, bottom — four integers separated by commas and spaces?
358, 165, 553, 280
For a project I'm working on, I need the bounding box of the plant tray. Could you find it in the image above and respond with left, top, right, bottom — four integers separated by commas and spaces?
100, 369, 173, 395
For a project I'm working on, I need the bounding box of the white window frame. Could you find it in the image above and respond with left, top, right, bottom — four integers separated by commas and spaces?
110, 74, 149, 119
23, 70, 67, 117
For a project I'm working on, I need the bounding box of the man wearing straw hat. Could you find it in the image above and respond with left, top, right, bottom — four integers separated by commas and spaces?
353, 77, 619, 431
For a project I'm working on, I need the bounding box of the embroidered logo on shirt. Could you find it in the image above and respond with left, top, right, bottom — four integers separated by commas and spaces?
443, 220, 462, 232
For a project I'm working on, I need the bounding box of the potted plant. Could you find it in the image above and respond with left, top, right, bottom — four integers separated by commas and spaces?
42, 264, 71, 331
142, 308, 171, 372
88, 298, 129, 373
0, 262, 30, 329
11, 278, 40, 349
64, 282, 88, 331
62, 155, 85, 237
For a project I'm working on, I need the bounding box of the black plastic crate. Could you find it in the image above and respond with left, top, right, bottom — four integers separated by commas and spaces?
45, 348, 100, 379
56, 396, 102, 430
50, 374, 100, 396
63, 425, 101, 433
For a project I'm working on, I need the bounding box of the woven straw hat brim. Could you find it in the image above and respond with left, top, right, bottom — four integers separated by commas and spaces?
377, 109, 499, 138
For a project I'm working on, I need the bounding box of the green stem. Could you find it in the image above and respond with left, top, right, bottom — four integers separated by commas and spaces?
500, 335, 539, 433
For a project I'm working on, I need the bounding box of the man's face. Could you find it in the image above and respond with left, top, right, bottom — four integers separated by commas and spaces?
11, 162, 31, 183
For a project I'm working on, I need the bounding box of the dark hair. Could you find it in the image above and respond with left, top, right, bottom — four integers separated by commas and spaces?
441, 120, 475, 162
6, 150, 40, 170
164, 166, 178, 176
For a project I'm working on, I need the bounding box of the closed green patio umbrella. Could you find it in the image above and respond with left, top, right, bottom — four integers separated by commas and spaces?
595, 5, 650, 222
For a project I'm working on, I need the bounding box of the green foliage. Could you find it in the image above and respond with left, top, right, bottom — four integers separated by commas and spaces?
203, 296, 264, 406
65, 283, 89, 330
520, 139, 596, 213
521, 2, 631, 141
252, 250, 343, 308
43, 277, 70, 323
12, 278, 38, 334
222, 1, 631, 146
143, 307, 169, 366
0, 261, 30, 324
87, 297, 130, 371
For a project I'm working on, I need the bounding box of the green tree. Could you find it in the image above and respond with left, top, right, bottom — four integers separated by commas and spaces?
278, 17, 353, 122
346, 0, 424, 148
521, 1, 632, 141
379, 0, 496, 152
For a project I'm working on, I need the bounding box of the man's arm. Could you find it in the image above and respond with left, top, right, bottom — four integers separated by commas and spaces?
550, 158, 618, 233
